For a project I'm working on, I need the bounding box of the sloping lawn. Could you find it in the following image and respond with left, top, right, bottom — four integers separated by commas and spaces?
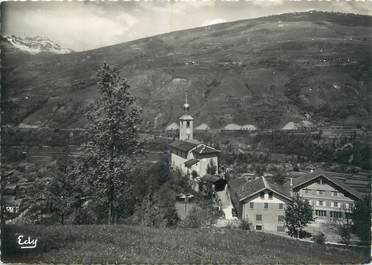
2, 224, 369, 264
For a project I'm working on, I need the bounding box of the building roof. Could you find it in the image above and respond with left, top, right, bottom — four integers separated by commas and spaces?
223, 123, 242, 130
195, 123, 210, 130
229, 176, 292, 203
165, 122, 179, 131
241, 124, 257, 130
184, 159, 199, 167
169, 140, 198, 152
292, 170, 362, 200
192, 144, 220, 155
200, 174, 221, 183
282, 122, 298, 130
179, 115, 193, 120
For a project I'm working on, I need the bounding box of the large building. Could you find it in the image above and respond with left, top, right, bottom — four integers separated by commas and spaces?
230, 170, 363, 235
292, 170, 362, 234
169, 96, 220, 178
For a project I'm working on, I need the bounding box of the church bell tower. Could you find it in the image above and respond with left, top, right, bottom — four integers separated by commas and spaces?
179, 94, 193, 141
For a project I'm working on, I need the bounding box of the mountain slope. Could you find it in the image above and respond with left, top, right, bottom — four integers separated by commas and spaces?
2, 11, 372, 129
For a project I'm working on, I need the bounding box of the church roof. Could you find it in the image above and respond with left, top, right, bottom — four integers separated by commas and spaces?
179, 115, 193, 120
165, 122, 179, 130
184, 159, 199, 167
192, 144, 220, 155
169, 140, 198, 152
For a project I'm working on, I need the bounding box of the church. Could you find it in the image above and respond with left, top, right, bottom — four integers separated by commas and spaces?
169, 96, 220, 178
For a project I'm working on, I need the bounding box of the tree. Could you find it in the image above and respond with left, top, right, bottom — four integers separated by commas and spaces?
80, 62, 142, 224
351, 196, 371, 244
328, 212, 352, 245
285, 194, 315, 238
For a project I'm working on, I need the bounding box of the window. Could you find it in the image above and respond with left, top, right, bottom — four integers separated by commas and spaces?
277, 226, 285, 232
345, 203, 350, 209
264, 203, 269, 209
330, 211, 342, 218
304, 189, 309, 194
315, 210, 327, 217
256, 214, 262, 221
318, 190, 324, 195
269, 192, 273, 199
255, 225, 262, 231
278, 215, 285, 222
332, 191, 338, 197
279, 203, 284, 209
260, 192, 265, 199
319, 200, 324, 206
186, 121, 190, 128
334, 202, 339, 208
250, 202, 254, 209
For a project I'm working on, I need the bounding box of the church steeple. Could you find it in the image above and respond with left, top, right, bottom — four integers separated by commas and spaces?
184, 93, 190, 113
179, 93, 193, 141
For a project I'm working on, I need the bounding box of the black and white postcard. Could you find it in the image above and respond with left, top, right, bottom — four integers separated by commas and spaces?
1, 0, 371, 263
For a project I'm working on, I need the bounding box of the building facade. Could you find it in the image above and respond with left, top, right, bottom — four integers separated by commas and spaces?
292, 171, 361, 230
230, 176, 291, 232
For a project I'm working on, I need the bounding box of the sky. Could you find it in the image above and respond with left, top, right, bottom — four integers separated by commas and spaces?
2, 0, 372, 51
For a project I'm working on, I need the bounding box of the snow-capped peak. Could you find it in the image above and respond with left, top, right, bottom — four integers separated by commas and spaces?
2, 35, 73, 55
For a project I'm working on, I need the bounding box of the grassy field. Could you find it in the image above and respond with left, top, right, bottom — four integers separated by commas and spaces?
2, 224, 369, 264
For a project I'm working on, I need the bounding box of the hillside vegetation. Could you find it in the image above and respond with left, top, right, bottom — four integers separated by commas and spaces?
2, 224, 369, 263
2, 11, 372, 129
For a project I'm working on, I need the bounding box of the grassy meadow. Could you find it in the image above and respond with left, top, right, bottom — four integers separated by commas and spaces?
2, 224, 369, 264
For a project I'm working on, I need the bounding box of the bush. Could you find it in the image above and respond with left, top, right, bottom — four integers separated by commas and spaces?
312, 232, 326, 244
180, 207, 203, 228
299, 230, 312, 239
180, 206, 220, 228
240, 219, 251, 230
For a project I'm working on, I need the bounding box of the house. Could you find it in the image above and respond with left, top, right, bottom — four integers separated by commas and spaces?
3, 195, 21, 214
165, 122, 179, 131
230, 175, 291, 232
292, 170, 362, 233
169, 95, 220, 179
195, 123, 210, 131
223, 123, 242, 131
